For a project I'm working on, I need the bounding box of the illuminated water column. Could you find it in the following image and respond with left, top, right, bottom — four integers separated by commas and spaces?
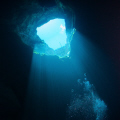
23, 54, 48, 120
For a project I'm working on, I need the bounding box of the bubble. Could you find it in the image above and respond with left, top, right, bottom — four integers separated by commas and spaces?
71, 89, 74, 93
84, 73, 87, 77
66, 75, 107, 120
77, 79, 81, 83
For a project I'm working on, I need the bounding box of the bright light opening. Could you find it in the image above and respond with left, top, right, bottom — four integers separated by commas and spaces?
36, 18, 67, 50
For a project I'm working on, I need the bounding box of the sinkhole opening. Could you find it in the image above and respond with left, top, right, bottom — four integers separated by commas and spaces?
14, 1, 76, 59
36, 18, 67, 50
